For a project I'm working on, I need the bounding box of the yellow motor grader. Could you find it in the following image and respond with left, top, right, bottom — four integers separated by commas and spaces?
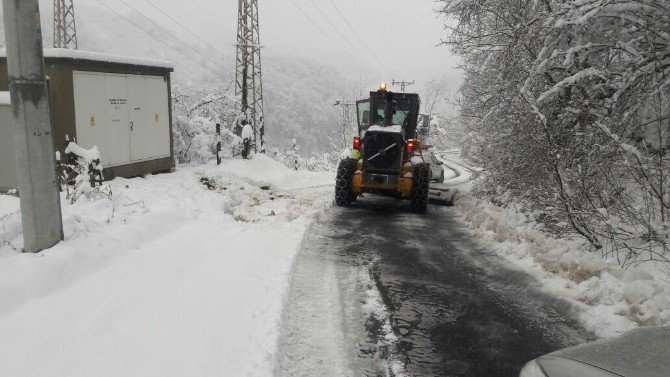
335, 84, 431, 213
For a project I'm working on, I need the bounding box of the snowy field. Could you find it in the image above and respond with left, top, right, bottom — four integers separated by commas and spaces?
0, 156, 333, 377
438, 153, 670, 338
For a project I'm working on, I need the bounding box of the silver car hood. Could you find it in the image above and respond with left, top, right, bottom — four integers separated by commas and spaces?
540, 326, 670, 377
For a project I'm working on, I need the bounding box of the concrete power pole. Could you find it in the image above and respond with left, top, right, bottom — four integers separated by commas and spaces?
3, 0, 64, 253
334, 99, 355, 148
53, 0, 78, 49
235, 0, 266, 153
392, 79, 415, 93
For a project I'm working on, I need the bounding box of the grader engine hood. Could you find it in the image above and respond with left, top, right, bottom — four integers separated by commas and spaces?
361, 130, 404, 175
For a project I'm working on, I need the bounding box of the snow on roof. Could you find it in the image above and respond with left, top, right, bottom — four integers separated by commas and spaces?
0, 48, 174, 69
368, 125, 403, 133
0, 92, 10, 106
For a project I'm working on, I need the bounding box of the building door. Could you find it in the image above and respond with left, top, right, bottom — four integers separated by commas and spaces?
105, 74, 131, 166
127, 76, 151, 162
146, 77, 171, 159
73, 72, 110, 166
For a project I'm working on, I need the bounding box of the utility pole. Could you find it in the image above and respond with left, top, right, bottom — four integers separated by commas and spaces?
333, 99, 355, 148
53, 0, 78, 49
392, 79, 415, 93
3, 0, 64, 253
235, 0, 266, 153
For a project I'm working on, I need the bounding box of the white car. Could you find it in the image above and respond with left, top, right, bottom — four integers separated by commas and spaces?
520, 326, 670, 377
423, 151, 445, 183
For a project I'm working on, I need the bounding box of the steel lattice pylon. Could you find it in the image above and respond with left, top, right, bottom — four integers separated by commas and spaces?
235, 0, 265, 153
53, 0, 78, 49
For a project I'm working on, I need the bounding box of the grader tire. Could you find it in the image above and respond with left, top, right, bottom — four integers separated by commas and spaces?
411, 163, 430, 214
335, 158, 357, 206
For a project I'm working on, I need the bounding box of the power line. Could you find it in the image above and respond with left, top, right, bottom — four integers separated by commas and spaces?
289, 0, 359, 65
95, 0, 220, 71
141, 0, 227, 59
326, 0, 393, 75
115, 0, 222, 67
305, 0, 381, 73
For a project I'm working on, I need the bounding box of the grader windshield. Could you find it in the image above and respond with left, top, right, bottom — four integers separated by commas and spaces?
372, 98, 411, 126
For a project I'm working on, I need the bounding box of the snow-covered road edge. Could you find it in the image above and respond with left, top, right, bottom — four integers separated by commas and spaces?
360, 261, 408, 376
451, 193, 670, 338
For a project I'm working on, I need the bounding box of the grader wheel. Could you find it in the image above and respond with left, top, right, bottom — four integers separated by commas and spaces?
335, 158, 357, 206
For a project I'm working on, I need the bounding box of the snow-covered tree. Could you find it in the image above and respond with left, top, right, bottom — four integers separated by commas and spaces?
523, 0, 670, 264
171, 84, 244, 164
439, 0, 670, 266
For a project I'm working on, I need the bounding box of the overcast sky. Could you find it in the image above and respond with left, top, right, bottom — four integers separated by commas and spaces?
124, 0, 462, 89
1, 0, 463, 106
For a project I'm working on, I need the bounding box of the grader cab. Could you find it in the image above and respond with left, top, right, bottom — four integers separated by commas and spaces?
335, 84, 431, 213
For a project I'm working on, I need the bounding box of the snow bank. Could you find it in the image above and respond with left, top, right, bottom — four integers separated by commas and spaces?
212, 154, 333, 191
453, 193, 670, 337
0, 156, 334, 377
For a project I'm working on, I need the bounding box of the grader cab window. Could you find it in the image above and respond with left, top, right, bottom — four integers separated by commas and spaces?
372, 98, 411, 126
357, 100, 371, 134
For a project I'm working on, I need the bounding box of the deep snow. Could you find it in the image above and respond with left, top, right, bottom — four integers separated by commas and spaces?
0, 155, 333, 377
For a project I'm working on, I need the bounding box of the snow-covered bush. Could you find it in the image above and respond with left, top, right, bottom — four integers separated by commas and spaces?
172, 84, 244, 164
173, 116, 242, 164
59, 142, 110, 204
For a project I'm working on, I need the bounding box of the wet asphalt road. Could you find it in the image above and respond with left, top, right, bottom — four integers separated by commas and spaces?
277, 196, 594, 377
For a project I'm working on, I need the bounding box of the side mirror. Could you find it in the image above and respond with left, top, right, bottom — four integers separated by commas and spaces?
436, 161, 443, 165
362, 110, 370, 124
